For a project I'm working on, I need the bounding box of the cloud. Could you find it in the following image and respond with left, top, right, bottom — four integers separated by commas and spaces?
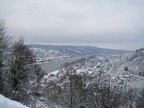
0, 0, 144, 50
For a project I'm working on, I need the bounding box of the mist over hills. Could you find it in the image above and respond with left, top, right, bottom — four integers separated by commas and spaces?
30, 44, 131, 55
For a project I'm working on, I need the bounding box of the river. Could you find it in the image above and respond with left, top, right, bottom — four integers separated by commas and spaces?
40, 56, 90, 73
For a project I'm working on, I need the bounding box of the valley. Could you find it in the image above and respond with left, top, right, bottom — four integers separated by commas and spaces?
30, 45, 144, 108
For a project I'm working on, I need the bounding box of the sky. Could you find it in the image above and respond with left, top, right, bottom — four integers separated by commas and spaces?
0, 0, 144, 50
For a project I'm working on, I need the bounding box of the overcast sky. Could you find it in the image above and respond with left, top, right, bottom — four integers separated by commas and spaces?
0, 0, 144, 50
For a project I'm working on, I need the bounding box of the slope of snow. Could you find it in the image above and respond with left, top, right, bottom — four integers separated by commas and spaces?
42, 49, 144, 90
0, 94, 29, 108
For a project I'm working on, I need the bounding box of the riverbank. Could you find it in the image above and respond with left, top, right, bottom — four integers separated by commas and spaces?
40, 55, 90, 73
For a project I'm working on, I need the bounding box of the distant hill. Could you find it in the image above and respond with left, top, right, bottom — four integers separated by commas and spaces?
30, 44, 131, 55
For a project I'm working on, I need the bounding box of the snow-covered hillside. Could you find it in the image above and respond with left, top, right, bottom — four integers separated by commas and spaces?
31, 48, 72, 63
6, 48, 140, 108
0, 94, 29, 108
30, 45, 130, 55
30, 45, 131, 63
41, 49, 144, 108
106, 48, 144, 88
43, 48, 144, 89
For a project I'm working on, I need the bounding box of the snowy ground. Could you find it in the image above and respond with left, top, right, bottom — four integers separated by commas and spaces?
0, 94, 29, 108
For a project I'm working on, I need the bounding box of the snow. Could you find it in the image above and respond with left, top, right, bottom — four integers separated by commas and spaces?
43, 70, 60, 81
0, 94, 29, 108
46, 70, 59, 77
31, 48, 72, 63
43, 50, 144, 90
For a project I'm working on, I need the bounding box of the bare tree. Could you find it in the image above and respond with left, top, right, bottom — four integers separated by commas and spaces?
0, 17, 11, 94
85, 73, 123, 108
44, 68, 86, 108
7, 38, 40, 106
0, 16, 44, 107
65, 71, 84, 108
44, 67, 124, 108
136, 88, 144, 108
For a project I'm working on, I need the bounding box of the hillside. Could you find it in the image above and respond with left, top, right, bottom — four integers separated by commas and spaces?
44, 48, 144, 89
30, 44, 131, 63
40, 48, 144, 108
30, 44, 130, 55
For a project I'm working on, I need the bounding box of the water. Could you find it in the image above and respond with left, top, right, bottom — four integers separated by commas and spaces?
40, 56, 88, 73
